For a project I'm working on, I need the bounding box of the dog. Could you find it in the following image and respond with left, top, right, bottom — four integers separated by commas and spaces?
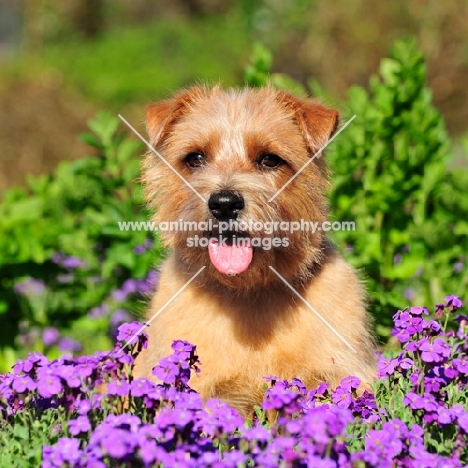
133, 85, 376, 416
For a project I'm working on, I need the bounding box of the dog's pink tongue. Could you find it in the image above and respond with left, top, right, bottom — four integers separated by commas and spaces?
208, 238, 253, 275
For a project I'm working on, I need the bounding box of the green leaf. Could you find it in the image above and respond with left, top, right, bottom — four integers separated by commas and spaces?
13, 425, 29, 440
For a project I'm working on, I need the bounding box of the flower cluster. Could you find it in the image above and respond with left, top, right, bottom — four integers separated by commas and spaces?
0, 297, 466, 467
13, 256, 159, 360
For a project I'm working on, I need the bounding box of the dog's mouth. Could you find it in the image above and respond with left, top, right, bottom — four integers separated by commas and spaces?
205, 230, 253, 276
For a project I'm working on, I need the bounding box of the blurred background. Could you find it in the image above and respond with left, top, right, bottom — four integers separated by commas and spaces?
0, 0, 468, 192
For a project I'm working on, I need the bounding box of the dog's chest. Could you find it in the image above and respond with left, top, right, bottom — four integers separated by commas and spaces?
157, 292, 325, 380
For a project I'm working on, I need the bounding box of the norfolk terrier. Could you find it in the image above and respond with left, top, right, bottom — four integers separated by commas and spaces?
134, 85, 376, 415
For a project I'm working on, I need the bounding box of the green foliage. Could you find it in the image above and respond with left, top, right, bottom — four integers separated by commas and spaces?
0, 411, 60, 467
0, 112, 161, 371
245, 43, 308, 96
40, 14, 251, 106
246, 39, 468, 339
330, 39, 468, 335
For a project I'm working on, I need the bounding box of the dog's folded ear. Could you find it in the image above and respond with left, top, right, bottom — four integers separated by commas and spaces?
298, 101, 340, 156
146, 86, 212, 147
275, 90, 339, 156
146, 99, 178, 147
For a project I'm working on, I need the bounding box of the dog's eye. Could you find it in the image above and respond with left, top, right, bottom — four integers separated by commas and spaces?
258, 153, 284, 169
185, 152, 206, 169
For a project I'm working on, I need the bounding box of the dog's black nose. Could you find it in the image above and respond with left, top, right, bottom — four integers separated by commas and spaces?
208, 191, 244, 220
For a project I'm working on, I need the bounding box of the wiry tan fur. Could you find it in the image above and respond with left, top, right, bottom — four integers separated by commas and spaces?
134, 85, 376, 416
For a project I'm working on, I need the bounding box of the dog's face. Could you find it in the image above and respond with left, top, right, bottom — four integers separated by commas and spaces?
143, 86, 338, 290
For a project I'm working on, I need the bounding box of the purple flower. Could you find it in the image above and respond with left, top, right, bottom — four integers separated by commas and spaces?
443, 364, 459, 380
107, 380, 130, 397
365, 428, 403, 460
459, 413, 468, 432
382, 419, 408, 439
437, 407, 455, 425
340, 376, 361, 390
116, 322, 145, 344
299, 411, 330, 444
262, 385, 300, 413
243, 425, 271, 443
156, 407, 193, 431
138, 440, 160, 466
42, 327, 60, 347
174, 391, 203, 411
14, 277, 45, 297
51, 252, 62, 264
405, 338, 425, 352
420, 338, 451, 363
75, 399, 92, 415
353, 391, 378, 422
111, 288, 128, 302
13, 352, 47, 374
201, 400, 244, 434
306, 456, 336, 467
409, 370, 421, 387
392, 328, 411, 343
130, 378, 155, 398
404, 288, 416, 300
453, 357, 468, 373
171, 340, 195, 360
144, 238, 153, 248
56, 365, 81, 388
37, 373, 62, 398
424, 376, 443, 393
398, 356, 413, 370
453, 313, 468, 325
332, 385, 352, 409
58, 337, 82, 353
131, 279, 148, 294
427, 320, 441, 333
68, 415, 91, 435
453, 262, 464, 274
403, 392, 423, 410
223, 450, 247, 465
110, 309, 132, 327
88, 304, 109, 319
377, 357, 398, 377
152, 356, 179, 384
62, 256, 86, 269
75, 356, 98, 378
106, 414, 141, 431
133, 245, 146, 255
409, 306, 429, 316
420, 393, 439, 412
145, 270, 159, 288
100, 428, 137, 459
43, 438, 81, 466
12, 375, 36, 393
444, 295, 463, 310
111, 278, 146, 301
57, 273, 74, 284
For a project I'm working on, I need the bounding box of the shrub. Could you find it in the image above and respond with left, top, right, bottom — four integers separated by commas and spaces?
246, 40, 468, 339
0, 113, 162, 371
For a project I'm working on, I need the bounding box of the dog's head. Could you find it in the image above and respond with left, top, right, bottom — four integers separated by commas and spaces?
143, 85, 338, 290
